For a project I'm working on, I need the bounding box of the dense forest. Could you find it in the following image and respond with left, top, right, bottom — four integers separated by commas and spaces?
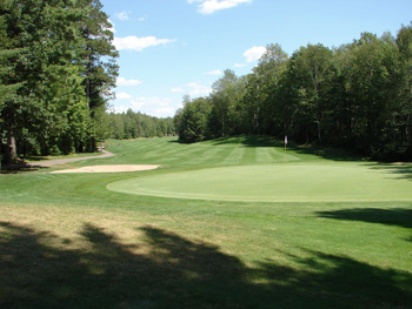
0, 0, 118, 163
176, 26, 412, 161
104, 110, 175, 140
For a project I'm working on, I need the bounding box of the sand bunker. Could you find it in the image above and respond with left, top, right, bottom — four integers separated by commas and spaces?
51, 164, 159, 174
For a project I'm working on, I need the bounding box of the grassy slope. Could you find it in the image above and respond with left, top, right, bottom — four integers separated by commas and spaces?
0, 136, 411, 309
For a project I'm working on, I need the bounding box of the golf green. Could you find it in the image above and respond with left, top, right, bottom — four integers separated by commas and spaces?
107, 162, 412, 202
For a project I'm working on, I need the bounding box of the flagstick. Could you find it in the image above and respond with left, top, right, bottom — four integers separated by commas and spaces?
284, 135, 287, 161
284, 135, 287, 152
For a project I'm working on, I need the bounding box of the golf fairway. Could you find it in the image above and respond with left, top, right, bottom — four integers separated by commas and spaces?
107, 162, 412, 202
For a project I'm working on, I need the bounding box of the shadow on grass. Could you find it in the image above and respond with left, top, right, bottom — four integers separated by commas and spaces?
1, 221, 411, 309
364, 163, 412, 181
210, 135, 279, 148
316, 207, 412, 229
292, 144, 363, 162
0, 163, 48, 174
209, 135, 362, 161
317, 207, 412, 244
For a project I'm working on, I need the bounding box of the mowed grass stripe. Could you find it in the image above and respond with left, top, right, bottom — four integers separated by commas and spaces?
220, 146, 246, 165
191, 145, 237, 166
150, 145, 198, 163
140, 140, 187, 162
241, 146, 257, 164
164, 145, 224, 166
104, 138, 171, 164
271, 147, 301, 162
255, 146, 274, 163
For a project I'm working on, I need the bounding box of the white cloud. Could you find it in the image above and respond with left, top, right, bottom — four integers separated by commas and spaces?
188, 0, 252, 14
108, 19, 115, 33
153, 106, 177, 118
187, 82, 212, 96
138, 15, 148, 22
171, 87, 185, 93
205, 69, 222, 76
116, 92, 132, 100
116, 11, 130, 21
113, 96, 177, 118
112, 105, 129, 114
234, 63, 246, 68
172, 82, 212, 97
243, 46, 266, 63
117, 77, 142, 86
131, 97, 175, 118
114, 36, 176, 52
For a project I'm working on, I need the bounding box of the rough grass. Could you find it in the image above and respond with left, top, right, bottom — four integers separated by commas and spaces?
0, 136, 411, 309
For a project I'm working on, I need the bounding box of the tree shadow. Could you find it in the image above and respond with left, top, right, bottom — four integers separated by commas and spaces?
316, 207, 412, 229
256, 249, 412, 308
210, 135, 280, 148
292, 144, 363, 161
208, 135, 363, 162
364, 163, 412, 181
167, 139, 180, 144
1, 221, 411, 309
0, 163, 48, 174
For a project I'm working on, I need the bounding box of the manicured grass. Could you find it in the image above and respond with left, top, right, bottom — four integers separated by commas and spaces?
0, 136, 411, 308
107, 162, 412, 202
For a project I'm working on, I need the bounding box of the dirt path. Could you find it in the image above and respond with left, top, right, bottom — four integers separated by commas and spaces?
30, 150, 115, 168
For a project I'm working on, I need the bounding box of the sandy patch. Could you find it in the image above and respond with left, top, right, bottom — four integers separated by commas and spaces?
51, 164, 160, 174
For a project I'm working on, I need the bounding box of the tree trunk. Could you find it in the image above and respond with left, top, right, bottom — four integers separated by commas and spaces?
0, 137, 3, 165
3, 126, 18, 164
317, 120, 321, 143
407, 114, 412, 145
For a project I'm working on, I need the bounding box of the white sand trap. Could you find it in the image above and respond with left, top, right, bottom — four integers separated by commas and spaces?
51, 164, 160, 174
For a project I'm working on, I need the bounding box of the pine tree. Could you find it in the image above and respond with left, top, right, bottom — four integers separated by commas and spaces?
0, 0, 118, 161
76, 0, 118, 150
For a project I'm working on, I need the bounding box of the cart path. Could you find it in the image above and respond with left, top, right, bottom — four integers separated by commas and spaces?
29, 150, 115, 167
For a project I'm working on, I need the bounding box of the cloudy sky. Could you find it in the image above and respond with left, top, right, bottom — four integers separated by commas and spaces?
101, 0, 412, 118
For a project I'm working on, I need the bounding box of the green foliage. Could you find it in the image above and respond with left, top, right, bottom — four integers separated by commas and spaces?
176, 96, 211, 143
208, 69, 244, 137
76, 0, 118, 111
106, 108, 175, 139
396, 23, 412, 159
0, 0, 118, 161
175, 25, 412, 161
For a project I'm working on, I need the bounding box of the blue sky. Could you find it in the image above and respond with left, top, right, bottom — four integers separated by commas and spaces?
101, 0, 412, 118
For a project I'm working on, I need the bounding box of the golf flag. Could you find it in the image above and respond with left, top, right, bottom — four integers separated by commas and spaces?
284, 135, 288, 153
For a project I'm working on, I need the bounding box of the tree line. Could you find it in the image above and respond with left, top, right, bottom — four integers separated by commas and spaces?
98, 109, 175, 141
175, 25, 412, 161
0, 0, 118, 163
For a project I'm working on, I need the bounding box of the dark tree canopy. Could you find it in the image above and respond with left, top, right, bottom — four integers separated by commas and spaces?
0, 0, 118, 162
